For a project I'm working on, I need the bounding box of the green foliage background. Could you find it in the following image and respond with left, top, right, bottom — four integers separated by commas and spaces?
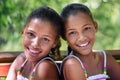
0, 0, 120, 51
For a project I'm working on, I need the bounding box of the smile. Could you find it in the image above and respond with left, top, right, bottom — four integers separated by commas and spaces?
77, 42, 89, 47
29, 49, 41, 53
27, 47, 42, 56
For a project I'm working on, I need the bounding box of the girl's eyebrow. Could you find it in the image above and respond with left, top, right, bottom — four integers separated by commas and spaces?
27, 27, 34, 31
26, 27, 36, 34
82, 23, 93, 27
66, 28, 75, 32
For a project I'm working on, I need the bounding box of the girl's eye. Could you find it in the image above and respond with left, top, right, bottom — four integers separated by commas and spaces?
26, 32, 35, 38
84, 27, 92, 31
42, 38, 50, 43
68, 31, 76, 36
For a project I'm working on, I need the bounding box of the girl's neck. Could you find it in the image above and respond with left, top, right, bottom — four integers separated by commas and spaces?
74, 51, 98, 63
27, 60, 38, 67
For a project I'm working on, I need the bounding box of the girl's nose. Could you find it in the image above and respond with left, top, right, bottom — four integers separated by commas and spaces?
77, 33, 87, 42
31, 37, 41, 48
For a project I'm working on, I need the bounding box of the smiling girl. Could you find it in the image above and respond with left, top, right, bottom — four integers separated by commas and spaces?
60, 3, 120, 80
6, 6, 63, 80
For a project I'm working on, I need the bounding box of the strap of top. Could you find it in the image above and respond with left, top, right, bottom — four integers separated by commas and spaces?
103, 50, 107, 69
17, 59, 27, 75
18, 56, 60, 80
60, 51, 86, 74
21, 59, 27, 68
71, 50, 107, 74
100, 50, 107, 74
70, 51, 85, 69
33, 57, 60, 74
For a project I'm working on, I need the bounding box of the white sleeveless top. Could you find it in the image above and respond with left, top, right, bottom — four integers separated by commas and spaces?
17, 57, 60, 80
60, 50, 109, 80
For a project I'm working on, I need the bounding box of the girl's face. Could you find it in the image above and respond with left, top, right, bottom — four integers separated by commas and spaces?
22, 18, 57, 62
65, 12, 98, 55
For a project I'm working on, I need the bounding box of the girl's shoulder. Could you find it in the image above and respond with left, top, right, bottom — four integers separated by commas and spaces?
96, 50, 117, 67
6, 53, 26, 80
12, 53, 26, 70
14, 53, 26, 63
61, 54, 83, 72
35, 57, 59, 79
38, 59, 57, 70
105, 51, 120, 79
96, 50, 120, 72
105, 52, 119, 68
36, 57, 58, 71
16, 53, 26, 61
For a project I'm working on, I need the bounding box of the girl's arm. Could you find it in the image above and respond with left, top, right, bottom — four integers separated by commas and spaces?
6, 53, 25, 80
62, 58, 86, 80
35, 60, 59, 80
107, 54, 120, 80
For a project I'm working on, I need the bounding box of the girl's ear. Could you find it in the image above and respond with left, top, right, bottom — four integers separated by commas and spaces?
21, 27, 25, 36
94, 21, 98, 32
52, 38, 60, 48
52, 40, 58, 48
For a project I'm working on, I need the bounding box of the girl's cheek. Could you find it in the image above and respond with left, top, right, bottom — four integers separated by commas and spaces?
66, 37, 76, 44
22, 37, 31, 47
67, 34, 77, 40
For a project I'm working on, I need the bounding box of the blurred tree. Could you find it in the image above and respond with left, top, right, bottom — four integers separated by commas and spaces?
0, 0, 120, 51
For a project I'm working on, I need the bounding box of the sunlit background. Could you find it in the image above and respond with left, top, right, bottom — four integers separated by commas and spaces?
0, 0, 120, 51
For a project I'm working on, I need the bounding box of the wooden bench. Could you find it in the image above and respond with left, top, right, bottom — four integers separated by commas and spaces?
0, 50, 120, 79
0, 52, 22, 79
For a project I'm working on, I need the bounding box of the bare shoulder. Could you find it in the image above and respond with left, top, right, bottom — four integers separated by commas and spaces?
36, 60, 59, 80
8, 53, 26, 73
106, 53, 119, 68
63, 57, 80, 66
106, 53, 120, 80
38, 60, 57, 70
12, 53, 26, 69
62, 58, 85, 80
6, 53, 26, 80
15, 53, 26, 61
63, 57, 83, 72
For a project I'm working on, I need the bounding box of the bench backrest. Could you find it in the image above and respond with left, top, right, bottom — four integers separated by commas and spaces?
0, 50, 120, 78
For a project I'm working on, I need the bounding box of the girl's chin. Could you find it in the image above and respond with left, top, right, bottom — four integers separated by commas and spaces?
81, 50, 91, 55
75, 47, 92, 55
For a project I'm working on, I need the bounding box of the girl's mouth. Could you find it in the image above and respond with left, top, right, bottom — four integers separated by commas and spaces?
77, 42, 89, 47
27, 47, 42, 57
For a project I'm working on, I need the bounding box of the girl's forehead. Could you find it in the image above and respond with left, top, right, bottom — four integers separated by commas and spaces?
68, 12, 92, 21
25, 19, 57, 35
27, 18, 53, 29
66, 13, 93, 27
29, 18, 50, 26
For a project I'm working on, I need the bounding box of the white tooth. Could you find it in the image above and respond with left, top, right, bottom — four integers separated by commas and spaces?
30, 49, 38, 53
80, 42, 88, 47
